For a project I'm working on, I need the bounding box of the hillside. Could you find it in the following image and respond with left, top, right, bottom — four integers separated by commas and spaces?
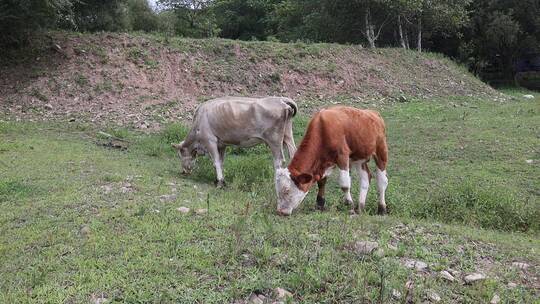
0, 32, 499, 128
1, 33, 538, 302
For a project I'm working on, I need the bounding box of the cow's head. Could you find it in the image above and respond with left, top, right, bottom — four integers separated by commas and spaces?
275, 168, 310, 216
172, 141, 205, 174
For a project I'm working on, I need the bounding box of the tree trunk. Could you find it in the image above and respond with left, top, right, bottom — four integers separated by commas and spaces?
364, 7, 376, 48
405, 31, 410, 49
398, 15, 406, 49
417, 17, 422, 52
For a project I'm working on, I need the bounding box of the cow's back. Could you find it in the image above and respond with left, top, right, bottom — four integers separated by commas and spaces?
194, 97, 293, 144
312, 106, 386, 161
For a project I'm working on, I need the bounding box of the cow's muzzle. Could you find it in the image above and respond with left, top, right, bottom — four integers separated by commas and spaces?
276, 208, 292, 216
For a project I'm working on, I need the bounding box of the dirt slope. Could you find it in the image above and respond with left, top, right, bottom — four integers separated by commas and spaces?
0, 32, 499, 128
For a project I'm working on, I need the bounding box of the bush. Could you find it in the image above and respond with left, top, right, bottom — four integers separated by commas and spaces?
407, 181, 539, 232
134, 123, 189, 158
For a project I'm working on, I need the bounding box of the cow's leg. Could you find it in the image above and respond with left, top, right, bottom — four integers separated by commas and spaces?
354, 161, 370, 213
374, 138, 389, 215
375, 168, 388, 215
283, 119, 297, 159
207, 141, 225, 188
337, 156, 353, 207
270, 143, 285, 169
264, 133, 285, 169
316, 177, 327, 210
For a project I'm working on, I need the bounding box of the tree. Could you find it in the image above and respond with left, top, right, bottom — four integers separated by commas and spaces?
157, 0, 218, 37
212, 0, 279, 40
72, 0, 131, 32
128, 0, 159, 32
0, 0, 75, 48
360, 0, 391, 48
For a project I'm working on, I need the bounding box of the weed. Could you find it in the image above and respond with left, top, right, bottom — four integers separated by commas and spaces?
74, 73, 89, 86
29, 88, 48, 102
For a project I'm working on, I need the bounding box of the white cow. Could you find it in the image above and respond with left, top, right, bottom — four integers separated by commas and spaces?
172, 96, 297, 187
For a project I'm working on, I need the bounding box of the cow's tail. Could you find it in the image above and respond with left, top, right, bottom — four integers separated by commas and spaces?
283, 99, 298, 117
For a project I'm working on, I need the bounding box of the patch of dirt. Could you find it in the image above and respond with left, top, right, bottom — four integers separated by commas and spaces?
0, 32, 501, 127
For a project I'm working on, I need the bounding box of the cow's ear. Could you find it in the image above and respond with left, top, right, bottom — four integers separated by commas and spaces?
295, 173, 313, 185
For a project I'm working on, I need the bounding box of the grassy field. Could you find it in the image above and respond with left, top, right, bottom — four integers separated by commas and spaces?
1, 91, 539, 303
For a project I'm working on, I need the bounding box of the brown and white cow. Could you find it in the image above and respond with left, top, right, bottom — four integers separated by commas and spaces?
275, 106, 388, 216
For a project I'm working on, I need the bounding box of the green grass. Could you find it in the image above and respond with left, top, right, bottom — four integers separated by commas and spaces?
0, 94, 539, 303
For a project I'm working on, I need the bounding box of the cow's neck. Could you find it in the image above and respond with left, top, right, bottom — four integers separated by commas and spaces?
183, 127, 200, 147
287, 126, 331, 191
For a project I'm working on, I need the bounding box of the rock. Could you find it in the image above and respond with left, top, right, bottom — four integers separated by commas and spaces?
447, 268, 461, 277
464, 273, 486, 284
404, 281, 414, 304
512, 262, 529, 270
440, 270, 455, 282
353, 241, 379, 255
427, 290, 441, 302
90, 293, 107, 304
490, 294, 501, 304
80, 225, 91, 236
120, 186, 132, 193
525, 159, 534, 164
523, 94, 534, 99
274, 287, 292, 299
248, 294, 263, 304
159, 194, 177, 202
44, 103, 53, 110
404, 259, 428, 271
176, 207, 190, 213
307, 233, 320, 241
101, 185, 112, 194
392, 289, 402, 299
195, 208, 208, 215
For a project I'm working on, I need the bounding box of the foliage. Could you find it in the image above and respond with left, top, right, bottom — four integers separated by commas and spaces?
157, 0, 219, 37
128, 0, 160, 32
71, 0, 131, 32
0, 0, 538, 85
212, 0, 279, 40
0, 0, 75, 48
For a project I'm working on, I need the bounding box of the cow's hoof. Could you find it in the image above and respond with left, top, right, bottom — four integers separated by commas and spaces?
377, 206, 387, 215
349, 209, 359, 216
214, 180, 226, 188
316, 195, 325, 211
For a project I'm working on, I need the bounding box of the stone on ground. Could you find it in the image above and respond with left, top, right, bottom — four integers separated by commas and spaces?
490, 294, 501, 304
464, 273, 486, 284
403, 259, 428, 271
512, 262, 529, 270
427, 290, 441, 302
195, 208, 208, 215
176, 207, 190, 213
353, 241, 379, 255
440, 270, 455, 282
274, 287, 292, 299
